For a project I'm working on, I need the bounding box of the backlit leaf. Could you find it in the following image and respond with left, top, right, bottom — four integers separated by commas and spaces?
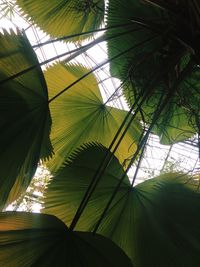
125, 89, 196, 144
0, 29, 52, 209
45, 63, 142, 171
16, 0, 105, 41
106, 0, 199, 144
0, 211, 133, 267
43, 144, 130, 226
44, 147, 200, 266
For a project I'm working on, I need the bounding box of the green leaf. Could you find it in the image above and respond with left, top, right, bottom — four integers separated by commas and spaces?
154, 102, 196, 144
125, 89, 196, 144
106, 0, 164, 89
0, 212, 133, 267
106, 0, 196, 97
43, 144, 130, 226
0, 29, 52, 209
129, 173, 200, 267
45, 63, 142, 171
16, 0, 105, 41
180, 67, 200, 119
43, 146, 200, 266
106, 0, 199, 143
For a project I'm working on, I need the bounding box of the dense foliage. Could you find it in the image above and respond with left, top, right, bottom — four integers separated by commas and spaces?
0, 0, 200, 266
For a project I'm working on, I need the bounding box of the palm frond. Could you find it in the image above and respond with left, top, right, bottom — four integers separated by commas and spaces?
0, 211, 133, 266
45, 62, 142, 171
0, 29, 52, 209
16, 0, 105, 41
44, 152, 200, 266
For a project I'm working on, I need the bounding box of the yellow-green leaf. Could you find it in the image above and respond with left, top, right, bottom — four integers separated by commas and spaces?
16, 0, 105, 41
46, 63, 142, 172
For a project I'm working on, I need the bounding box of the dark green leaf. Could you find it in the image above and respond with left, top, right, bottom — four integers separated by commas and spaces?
106, 0, 199, 143
106, 0, 165, 90
43, 144, 130, 226
154, 103, 196, 144
0, 212, 133, 267
125, 89, 196, 144
0, 30, 52, 209
44, 147, 200, 266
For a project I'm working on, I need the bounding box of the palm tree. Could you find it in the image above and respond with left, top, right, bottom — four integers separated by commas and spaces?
0, 0, 200, 266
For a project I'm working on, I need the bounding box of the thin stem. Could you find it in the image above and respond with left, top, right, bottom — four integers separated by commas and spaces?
92, 58, 194, 233
69, 44, 172, 230
143, 0, 178, 14
70, 48, 194, 231
31, 22, 134, 48
69, 90, 149, 231
130, 16, 193, 51
104, 81, 125, 105
131, 129, 148, 187
0, 27, 140, 86
49, 34, 159, 103
160, 144, 173, 173
0, 45, 86, 85
92, 92, 168, 233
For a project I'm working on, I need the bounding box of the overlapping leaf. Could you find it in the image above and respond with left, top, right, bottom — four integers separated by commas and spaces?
0, 212, 133, 267
125, 89, 196, 144
16, 0, 105, 41
43, 145, 200, 265
180, 66, 200, 125
106, 0, 199, 144
129, 173, 200, 267
154, 103, 196, 144
106, 0, 197, 97
45, 63, 142, 172
43, 144, 130, 226
0, 30, 52, 209
106, 0, 164, 89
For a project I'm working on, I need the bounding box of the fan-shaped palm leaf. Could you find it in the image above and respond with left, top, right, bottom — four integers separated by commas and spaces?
0, 212, 133, 267
43, 144, 130, 226
106, 0, 165, 89
106, 0, 199, 94
106, 0, 200, 144
43, 144, 200, 265
0, 29, 52, 209
16, 0, 105, 41
45, 63, 142, 171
